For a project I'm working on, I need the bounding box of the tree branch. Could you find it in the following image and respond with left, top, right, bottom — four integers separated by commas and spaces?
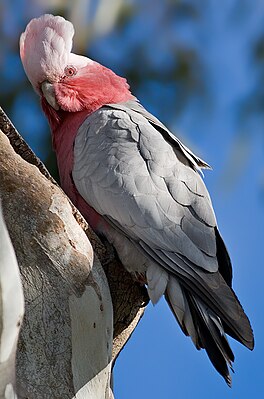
0, 202, 24, 399
0, 107, 148, 398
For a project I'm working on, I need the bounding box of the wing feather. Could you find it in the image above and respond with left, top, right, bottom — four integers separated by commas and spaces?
72, 104, 254, 357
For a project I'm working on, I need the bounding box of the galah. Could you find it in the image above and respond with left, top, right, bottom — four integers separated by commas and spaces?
20, 14, 254, 385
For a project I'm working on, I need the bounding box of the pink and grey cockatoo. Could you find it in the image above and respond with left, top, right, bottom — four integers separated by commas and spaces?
20, 14, 254, 385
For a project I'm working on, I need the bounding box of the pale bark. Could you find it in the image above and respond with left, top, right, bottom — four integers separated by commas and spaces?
0, 203, 24, 399
0, 107, 148, 398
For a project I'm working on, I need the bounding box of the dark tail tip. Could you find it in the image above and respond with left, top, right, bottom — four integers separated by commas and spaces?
187, 293, 235, 386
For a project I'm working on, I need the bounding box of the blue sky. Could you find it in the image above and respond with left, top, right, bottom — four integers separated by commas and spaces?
1, 1, 263, 398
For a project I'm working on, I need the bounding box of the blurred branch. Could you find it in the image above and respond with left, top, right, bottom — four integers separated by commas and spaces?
69, 0, 125, 52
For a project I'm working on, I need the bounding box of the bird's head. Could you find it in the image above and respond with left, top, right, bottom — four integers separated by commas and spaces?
20, 14, 133, 123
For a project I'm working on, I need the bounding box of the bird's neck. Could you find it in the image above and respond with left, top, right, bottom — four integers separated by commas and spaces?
41, 104, 110, 233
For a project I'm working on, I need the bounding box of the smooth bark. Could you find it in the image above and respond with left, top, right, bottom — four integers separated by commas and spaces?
0, 203, 24, 399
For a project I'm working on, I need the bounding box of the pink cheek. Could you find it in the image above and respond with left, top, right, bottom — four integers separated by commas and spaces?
54, 83, 83, 112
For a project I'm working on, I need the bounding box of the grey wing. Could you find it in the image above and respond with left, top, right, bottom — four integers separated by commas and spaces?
107, 99, 211, 171
72, 106, 253, 352
73, 106, 217, 268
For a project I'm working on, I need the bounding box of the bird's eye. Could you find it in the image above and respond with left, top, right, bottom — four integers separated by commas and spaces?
64, 66, 77, 77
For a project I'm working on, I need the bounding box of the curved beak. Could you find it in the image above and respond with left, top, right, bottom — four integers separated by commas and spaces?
41, 81, 60, 110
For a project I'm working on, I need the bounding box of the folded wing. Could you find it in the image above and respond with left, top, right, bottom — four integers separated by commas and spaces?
72, 102, 254, 384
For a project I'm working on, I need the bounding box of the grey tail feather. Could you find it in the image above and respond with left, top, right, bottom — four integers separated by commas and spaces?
166, 281, 234, 386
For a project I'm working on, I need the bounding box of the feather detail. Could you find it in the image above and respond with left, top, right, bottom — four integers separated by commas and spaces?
107, 101, 211, 171
20, 14, 74, 91
165, 277, 200, 348
146, 263, 169, 304
166, 276, 234, 385
54, 63, 134, 113
187, 293, 234, 386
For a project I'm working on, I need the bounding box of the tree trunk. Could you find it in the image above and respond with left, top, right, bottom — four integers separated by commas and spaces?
0, 107, 148, 399
0, 203, 24, 399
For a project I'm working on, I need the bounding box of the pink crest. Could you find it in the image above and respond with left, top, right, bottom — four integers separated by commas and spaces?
20, 14, 74, 91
